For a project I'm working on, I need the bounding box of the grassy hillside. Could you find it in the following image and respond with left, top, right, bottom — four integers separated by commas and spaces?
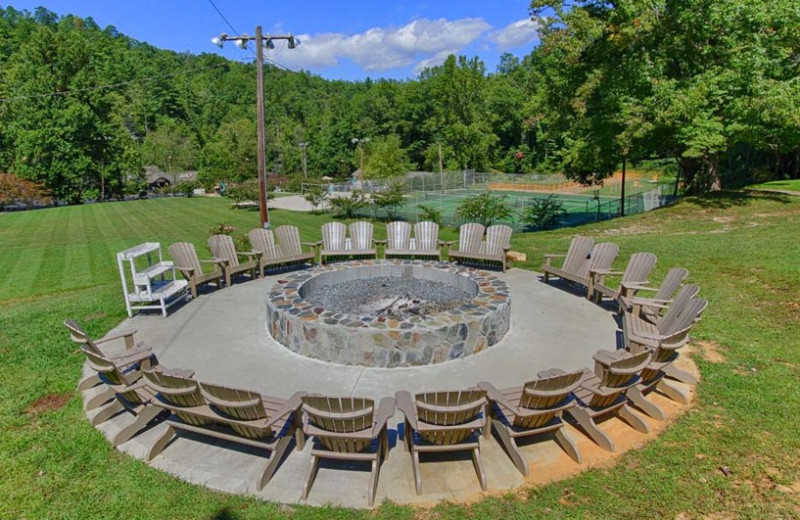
1, 192, 799, 519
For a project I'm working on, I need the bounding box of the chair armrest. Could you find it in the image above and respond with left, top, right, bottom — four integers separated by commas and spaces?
301, 242, 318, 247
394, 391, 417, 430
95, 329, 138, 349
373, 239, 387, 246
592, 349, 619, 366
239, 250, 261, 258
543, 254, 566, 259
174, 264, 197, 274
477, 381, 520, 414
264, 391, 308, 429
438, 240, 454, 246
199, 258, 227, 266
371, 397, 396, 436
112, 348, 156, 368
631, 297, 671, 309
589, 268, 621, 276
620, 281, 650, 290
630, 285, 659, 293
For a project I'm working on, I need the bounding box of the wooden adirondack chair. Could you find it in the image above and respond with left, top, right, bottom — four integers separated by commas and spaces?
619, 267, 689, 323
413, 221, 443, 260
625, 293, 707, 386
479, 369, 583, 475
348, 221, 378, 258
542, 236, 595, 284
80, 347, 189, 446
274, 225, 316, 266
588, 252, 658, 303
566, 350, 652, 452
64, 319, 156, 391
396, 389, 489, 494
300, 395, 395, 506
168, 242, 225, 298
623, 298, 708, 419
319, 221, 348, 263
142, 370, 305, 490
450, 222, 511, 271
207, 234, 260, 286
247, 228, 281, 276
384, 221, 412, 258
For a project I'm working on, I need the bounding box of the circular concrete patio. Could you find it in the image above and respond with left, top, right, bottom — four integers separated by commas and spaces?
82, 266, 696, 508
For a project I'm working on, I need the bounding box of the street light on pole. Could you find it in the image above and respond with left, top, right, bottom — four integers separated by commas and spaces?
299, 142, 309, 180
212, 27, 301, 229
351, 137, 370, 194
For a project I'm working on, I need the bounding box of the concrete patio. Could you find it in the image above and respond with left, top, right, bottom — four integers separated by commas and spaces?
82, 266, 696, 508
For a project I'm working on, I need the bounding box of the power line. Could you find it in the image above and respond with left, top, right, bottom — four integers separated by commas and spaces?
206, 0, 256, 57
0, 63, 229, 103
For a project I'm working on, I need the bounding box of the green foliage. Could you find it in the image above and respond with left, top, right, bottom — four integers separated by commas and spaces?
455, 192, 514, 227
172, 179, 201, 197
303, 184, 329, 213
416, 204, 443, 225
364, 134, 412, 179
225, 179, 260, 204
329, 192, 367, 218
371, 181, 406, 220
521, 195, 566, 230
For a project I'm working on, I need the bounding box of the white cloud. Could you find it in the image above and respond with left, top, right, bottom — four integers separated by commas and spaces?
489, 18, 541, 50
269, 17, 491, 74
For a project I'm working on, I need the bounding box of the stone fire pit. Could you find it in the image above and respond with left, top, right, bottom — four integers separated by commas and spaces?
265, 260, 510, 367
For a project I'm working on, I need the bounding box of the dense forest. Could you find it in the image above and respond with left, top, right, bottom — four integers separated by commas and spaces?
0, 2, 798, 203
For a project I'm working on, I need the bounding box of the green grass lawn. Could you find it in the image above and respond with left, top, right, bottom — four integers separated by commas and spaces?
2, 192, 799, 519
747, 179, 800, 193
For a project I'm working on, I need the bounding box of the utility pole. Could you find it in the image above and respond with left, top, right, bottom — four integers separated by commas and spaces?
620, 155, 627, 217
299, 142, 309, 180
351, 137, 370, 195
212, 28, 301, 229
438, 140, 444, 193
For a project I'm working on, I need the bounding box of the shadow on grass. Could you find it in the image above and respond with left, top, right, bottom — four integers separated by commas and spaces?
683, 190, 794, 209
208, 508, 236, 520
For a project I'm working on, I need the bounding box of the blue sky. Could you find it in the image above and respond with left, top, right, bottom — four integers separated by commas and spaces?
3, 1, 541, 80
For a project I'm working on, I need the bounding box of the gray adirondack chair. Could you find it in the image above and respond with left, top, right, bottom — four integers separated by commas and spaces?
169, 242, 225, 298
619, 267, 689, 323
542, 236, 595, 284
274, 225, 316, 266
64, 319, 155, 392
479, 368, 583, 475
300, 395, 395, 506
588, 252, 658, 302
80, 347, 189, 446
384, 221, 442, 260
319, 221, 377, 263
142, 370, 305, 490
567, 349, 652, 452
208, 234, 260, 286
396, 389, 489, 494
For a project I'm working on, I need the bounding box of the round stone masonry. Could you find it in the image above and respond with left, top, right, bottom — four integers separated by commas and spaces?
265, 259, 511, 368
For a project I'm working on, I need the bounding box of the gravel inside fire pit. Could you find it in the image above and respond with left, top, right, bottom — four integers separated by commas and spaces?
306, 276, 472, 318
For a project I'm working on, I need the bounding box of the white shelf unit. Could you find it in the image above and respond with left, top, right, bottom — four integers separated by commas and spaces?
117, 242, 188, 317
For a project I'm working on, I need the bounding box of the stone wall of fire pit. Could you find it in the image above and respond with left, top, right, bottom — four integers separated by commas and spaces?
265, 260, 511, 367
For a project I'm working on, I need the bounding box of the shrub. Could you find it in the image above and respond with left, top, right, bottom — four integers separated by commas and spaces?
416, 204, 443, 225
521, 195, 566, 230
173, 180, 202, 197
303, 184, 329, 214
371, 181, 405, 220
455, 192, 514, 227
330, 192, 367, 218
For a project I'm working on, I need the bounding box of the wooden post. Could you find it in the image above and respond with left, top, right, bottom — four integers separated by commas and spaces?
620, 155, 627, 217
255, 25, 270, 229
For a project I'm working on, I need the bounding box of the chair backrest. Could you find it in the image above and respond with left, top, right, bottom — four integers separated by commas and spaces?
302, 396, 375, 452
201, 381, 272, 439
80, 346, 138, 389
597, 350, 652, 389
414, 389, 487, 445
275, 225, 304, 257
658, 284, 700, 331
663, 297, 708, 335
414, 221, 440, 252
64, 319, 102, 354
653, 267, 689, 302
563, 236, 595, 276
349, 221, 374, 250
588, 242, 620, 272
321, 222, 347, 251
386, 221, 411, 250
514, 370, 583, 429
248, 228, 282, 260
208, 234, 240, 267
169, 242, 203, 275
483, 224, 513, 256
142, 369, 211, 426
458, 223, 485, 253
621, 252, 658, 285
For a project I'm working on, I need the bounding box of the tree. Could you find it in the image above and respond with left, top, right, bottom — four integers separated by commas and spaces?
303, 184, 329, 214
0, 172, 50, 209
364, 134, 411, 179
371, 181, 406, 220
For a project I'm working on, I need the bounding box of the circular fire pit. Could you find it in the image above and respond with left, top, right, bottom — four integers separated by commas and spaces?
265, 260, 510, 367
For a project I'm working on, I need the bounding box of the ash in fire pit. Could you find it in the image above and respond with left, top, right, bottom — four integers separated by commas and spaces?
306, 276, 472, 319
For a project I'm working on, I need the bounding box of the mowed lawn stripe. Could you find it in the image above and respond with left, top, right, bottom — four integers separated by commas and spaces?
0, 208, 62, 300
